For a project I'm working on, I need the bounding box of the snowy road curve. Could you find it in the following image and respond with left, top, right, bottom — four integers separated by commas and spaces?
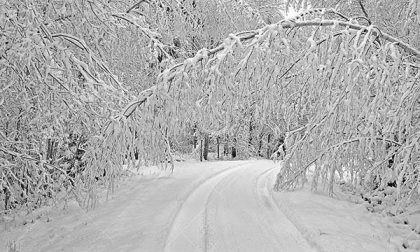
164, 161, 314, 252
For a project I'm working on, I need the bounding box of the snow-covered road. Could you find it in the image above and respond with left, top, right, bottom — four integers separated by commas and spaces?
1, 160, 411, 251
165, 161, 313, 251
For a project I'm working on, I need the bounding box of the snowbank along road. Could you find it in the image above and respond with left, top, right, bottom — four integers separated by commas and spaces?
0, 160, 402, 251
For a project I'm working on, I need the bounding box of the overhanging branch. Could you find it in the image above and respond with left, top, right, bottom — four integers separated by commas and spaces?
116, 9, 420, 121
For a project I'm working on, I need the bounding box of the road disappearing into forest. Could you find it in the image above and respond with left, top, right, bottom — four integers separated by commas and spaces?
0, 160, 403, 251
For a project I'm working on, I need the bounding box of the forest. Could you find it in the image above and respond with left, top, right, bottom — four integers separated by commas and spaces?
0, 0, 419, 218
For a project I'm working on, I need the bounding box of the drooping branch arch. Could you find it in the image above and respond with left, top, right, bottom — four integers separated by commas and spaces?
101, 6, 420, 212
118, 7, 420, 122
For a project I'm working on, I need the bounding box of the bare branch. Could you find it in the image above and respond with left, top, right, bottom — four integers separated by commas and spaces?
358, 0, 370, 18
126, 0, 150, 13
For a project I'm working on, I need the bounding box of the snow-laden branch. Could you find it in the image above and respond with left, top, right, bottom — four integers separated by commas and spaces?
111, 13, 174, 62
275, 135, 405, 191
0, 147, 75, 184
283, 20, 420, 58
118, 8, 420, 121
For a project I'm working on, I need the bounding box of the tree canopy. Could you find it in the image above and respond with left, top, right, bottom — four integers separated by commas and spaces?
1, 0, 419, 214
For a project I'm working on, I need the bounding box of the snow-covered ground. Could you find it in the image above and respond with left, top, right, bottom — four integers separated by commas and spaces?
1, 160, 419, 251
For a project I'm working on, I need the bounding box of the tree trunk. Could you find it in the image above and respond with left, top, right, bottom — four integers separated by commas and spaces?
46, 139, 57, 162
249, 119, 253, 147
258, 132, 263, 157
231, 146, 237, 158
3, 187, 10, 210
193, 124, 197, 149
266, 134, 272, 159
203, 134, 209, 160
224, 134, 229, 156
15, 108, 22, 142
216, 136, 220, 159
231, 137, 237, 158
200, 139, 203, 162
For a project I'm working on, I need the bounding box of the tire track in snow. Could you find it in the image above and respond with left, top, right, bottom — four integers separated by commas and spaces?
253, 166, 314, 250
202, 165, 251, 251
206, 162, 314, 251
166, 161, 318, 252
255, 165, 278, 210
261, 169, 326, 252
202, 164, 283, 251
163, 161, 252, 251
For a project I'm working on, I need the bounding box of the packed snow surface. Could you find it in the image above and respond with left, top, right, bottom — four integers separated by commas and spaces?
1, 160, 418, 251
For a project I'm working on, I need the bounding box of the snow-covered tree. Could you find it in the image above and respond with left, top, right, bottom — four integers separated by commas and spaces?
1, 0, 419, 214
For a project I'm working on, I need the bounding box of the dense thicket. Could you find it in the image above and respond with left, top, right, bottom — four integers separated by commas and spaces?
1, 0, 419, 215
